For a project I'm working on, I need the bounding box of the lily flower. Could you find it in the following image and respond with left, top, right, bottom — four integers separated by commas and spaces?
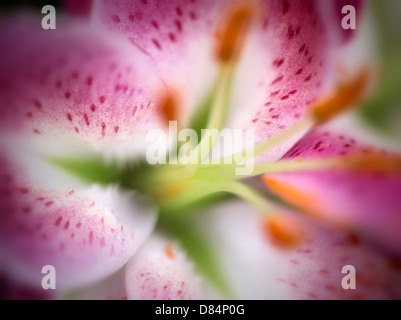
1, 0, 401, 300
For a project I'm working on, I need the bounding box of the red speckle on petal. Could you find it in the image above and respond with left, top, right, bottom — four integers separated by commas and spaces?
84, 114, 90, 126
34, 100, 42, 110
189, 11, 197, 20
151, 20, 159, 30
55, 217, 62, 226
20, 188, 29, 194
168, 33, 176, 42
273, 58, 285, 67
151, 38, 162, 50
287, 25, 295, 40
175, 20, 182, 32
296, 68, 303, 75
112, 15, 121, 23
272, 76, 284, 85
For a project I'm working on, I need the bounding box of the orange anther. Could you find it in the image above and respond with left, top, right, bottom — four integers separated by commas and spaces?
216, 4, 254, 63
310, 68, 370, 123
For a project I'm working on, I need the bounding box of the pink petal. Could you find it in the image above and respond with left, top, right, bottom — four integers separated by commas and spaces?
263, 128, 401, 256
0, 156, 156, 291
94, 0, 234, 123
226, 0, 333, 161
125, 236, 202, 300
201, 201, 401, 299
94, 0, 222, 74
0, 16, 165, 145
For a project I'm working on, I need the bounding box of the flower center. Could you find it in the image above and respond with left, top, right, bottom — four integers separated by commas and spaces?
51, 5, 372, 249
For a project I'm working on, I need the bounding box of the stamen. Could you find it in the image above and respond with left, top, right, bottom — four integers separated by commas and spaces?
262, 177, 320, 215
161, 179, 273, 214
262, 215, 305, 248
216, 4, 254, 64
310, 68, 370, 123
159, 91, 180, 125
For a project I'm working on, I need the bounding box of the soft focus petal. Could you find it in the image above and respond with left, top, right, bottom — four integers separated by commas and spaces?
227, 0, 332, 161
94, 0, 232, 123
0, 154, 156, 291
0, 15, 165, 151
125, 235, 208, 300
198, 201, 401, 299
263, 123, 401, 255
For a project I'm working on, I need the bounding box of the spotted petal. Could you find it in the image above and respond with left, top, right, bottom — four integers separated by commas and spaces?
93, 1, 371, 161
94, 0, 233, 123
263, 123, 401, 256
0, 15, 165, 152
198, 201, 401, 299
125, 235, 210, 300
0, 154, 156, 291
229, 0, 372, 161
